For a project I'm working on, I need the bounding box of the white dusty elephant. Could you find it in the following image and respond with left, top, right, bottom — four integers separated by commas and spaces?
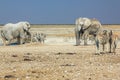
75, 17, 102, 46
0, 21, 31, 46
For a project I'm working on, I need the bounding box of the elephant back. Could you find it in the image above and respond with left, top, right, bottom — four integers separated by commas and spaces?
91, 19, 102, 28
82, 18, 91, 29
89, 19, 102, 35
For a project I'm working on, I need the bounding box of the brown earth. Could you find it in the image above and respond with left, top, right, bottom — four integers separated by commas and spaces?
0, 43, 120, 80
0, 25, 120, 80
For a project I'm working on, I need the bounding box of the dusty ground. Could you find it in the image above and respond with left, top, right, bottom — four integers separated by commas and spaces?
0, 25, 120, 80
0, 44, 120, 80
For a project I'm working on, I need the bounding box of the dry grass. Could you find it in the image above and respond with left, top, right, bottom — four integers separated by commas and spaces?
30, 24, 120, 37
103, 25, 120, 29
30, 24, 120, 28
31, 24, 74, 28
47, 33, 74, 37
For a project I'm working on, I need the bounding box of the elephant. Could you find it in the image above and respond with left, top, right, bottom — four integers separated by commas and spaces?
95, 30, 118, 54
75, 17, 102, 46
0, 21, 31, 46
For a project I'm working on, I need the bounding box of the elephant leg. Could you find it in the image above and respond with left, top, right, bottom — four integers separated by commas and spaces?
2, 38, 7, 46
84, 34, 88, 45
83, 31, 89, 45
30, 34, 33, 43
75, 37, 78, 46
19, 38, 24, 45
17, 37, 21, 44
84, 39, 87, 45
102, 44, 105, 53
0, 34, 8, 46
75, 31, 80, 46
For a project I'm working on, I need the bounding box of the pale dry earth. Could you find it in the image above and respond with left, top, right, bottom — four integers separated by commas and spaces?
0, 44, 120, 80
0, 25, 120, 80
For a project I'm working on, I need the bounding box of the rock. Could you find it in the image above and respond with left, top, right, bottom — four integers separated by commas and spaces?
60, 64, 75, 66
26, 53, 32, 55
23, 58, 32, 61
12, 54, 18, 57
66, 52, 76, 55
4, 75, 15, 79
88, 78, 92, 80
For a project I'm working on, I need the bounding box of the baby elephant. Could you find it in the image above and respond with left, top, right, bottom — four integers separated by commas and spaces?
95, 30, 118, 54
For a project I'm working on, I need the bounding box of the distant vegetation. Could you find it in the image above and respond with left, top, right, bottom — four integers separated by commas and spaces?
0, 24, 120, 28
31, 24, 75, 28
30, 24, 120, 29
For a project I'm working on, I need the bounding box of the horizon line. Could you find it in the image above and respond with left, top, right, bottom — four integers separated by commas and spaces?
0, 24, 120, 25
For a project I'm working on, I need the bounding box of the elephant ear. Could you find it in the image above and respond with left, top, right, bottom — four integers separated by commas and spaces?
25, 22, 30, 29
23, 25, 28, 31
82, 18, 91, 30
75, 18, 82, 31
23, 22, 30, 31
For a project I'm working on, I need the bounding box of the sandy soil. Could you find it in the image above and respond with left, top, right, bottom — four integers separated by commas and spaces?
0, 25, 120, 80
0, 43, 120, 80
